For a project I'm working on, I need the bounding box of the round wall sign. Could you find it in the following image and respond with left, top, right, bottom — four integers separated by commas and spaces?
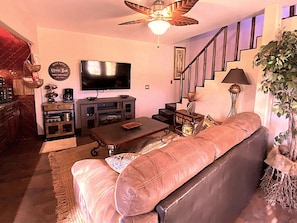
48, 61, 70, 81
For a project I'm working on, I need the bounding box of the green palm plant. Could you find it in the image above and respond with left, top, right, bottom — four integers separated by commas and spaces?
254, 29, 297, 210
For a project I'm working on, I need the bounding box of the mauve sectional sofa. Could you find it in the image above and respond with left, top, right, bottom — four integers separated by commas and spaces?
71, 112, 268, 223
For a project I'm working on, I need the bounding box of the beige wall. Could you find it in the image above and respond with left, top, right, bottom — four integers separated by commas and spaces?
177, 47, 260, 122
2, 1, 294, 141
0, 3, 185, 134
181, 6, 297, 146
36, 28, 183, 131
0, 3, 184, 134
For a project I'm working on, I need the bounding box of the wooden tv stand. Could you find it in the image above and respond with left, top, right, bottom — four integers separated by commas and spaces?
76, 96, 136, 136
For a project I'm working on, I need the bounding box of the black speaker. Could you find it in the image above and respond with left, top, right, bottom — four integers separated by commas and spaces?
63, 88, 73, 102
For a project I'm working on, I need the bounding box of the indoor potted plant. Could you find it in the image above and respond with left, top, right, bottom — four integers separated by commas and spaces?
185, 92, 199, 115
254, 29, 297, 210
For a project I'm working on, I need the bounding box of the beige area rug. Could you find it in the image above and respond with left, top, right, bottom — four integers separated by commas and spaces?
48, 132, 180, 223
40, 137, 77, 154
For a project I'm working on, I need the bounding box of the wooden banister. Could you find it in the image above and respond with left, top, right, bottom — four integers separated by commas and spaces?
178, 4, 297, 102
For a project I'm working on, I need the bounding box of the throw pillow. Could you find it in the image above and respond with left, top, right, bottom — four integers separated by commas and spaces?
105, 153, 141, 173
201, 114, 220, 130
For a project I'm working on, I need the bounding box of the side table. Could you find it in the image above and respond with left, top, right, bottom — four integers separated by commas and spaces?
174, 109, 204, 135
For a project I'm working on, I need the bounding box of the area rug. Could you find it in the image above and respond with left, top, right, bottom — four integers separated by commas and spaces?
40, 137, 77, 154
48, 132, 180, 223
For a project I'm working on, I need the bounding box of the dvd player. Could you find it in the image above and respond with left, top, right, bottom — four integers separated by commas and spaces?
87, 97, 97, 101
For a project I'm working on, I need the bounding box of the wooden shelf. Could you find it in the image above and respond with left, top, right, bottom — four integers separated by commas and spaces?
42, 101, 75, 140
76, 96, 136, 136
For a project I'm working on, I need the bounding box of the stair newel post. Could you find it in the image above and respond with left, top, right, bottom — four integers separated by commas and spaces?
211, 38, 217, 80
221, 26, 228, 71
202, 49, 207, 87
249, 17, 256, 49
234, 21, 240, 61
187, 65, 192, 93
194, 58, 199, 89
289, 5, 295, 17
179, 71, 184, 103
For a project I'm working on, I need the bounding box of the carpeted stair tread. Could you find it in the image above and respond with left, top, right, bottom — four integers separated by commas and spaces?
152, 114, 170, 124
157, 109, 175, 125
165, 103, 176, 111
159, 108, 175, 115
159, 109, 175, 119
153, 102, 176, 125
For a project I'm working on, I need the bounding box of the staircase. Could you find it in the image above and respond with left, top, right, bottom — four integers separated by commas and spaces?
152, 103, 176, 125
177, 5, 297, 102
152, 4, 297, 124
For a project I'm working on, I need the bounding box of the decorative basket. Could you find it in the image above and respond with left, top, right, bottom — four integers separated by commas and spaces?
23, 77, 44, 88
24, 60, 41, 73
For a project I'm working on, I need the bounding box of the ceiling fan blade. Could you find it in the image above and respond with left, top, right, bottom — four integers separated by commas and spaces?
119, 18, 149, 25
124, 0, 153, 16
169, 16, 199, 26
165, 0, 199, 17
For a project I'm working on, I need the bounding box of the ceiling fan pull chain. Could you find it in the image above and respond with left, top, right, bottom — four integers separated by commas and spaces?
157, 35, 160, 48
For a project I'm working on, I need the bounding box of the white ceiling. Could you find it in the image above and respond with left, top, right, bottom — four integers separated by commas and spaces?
14, 0, 297, 44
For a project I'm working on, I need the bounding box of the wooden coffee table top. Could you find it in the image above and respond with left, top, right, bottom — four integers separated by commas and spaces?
90, 117, 169, 146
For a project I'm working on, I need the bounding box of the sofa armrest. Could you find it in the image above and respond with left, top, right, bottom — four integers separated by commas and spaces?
71, 159, 119, 223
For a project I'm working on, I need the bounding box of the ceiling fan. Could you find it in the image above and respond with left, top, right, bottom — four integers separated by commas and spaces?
119, 0, 199, 35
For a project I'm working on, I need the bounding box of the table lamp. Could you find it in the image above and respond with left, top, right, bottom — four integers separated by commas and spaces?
222, 68, 250, 118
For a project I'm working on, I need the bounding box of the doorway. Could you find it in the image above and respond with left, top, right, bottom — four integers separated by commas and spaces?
0, 26, 38, 140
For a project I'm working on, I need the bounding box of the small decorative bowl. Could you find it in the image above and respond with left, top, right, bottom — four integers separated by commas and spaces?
23, 77, 44, 88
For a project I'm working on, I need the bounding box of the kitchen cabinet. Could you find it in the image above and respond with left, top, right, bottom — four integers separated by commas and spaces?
0, 101, 20, 152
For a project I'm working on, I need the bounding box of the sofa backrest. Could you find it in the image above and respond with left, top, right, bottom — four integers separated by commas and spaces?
156, 126, 267, 223
114, 112, 262, 217
197, 112, 262, 158
115, 136, 216, 216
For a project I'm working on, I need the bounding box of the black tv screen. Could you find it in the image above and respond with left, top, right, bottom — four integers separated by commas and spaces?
80, 60, 131, 90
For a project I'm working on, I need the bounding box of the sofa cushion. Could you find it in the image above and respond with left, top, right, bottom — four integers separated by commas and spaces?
114, 137, 216, 216
222, 112, 261, 137
195, 125, 244, 158
196, 112, 261, 158
200, 114, 221, 130
105, 153, 141, 173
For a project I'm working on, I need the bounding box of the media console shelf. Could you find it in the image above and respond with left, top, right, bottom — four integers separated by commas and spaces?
42, 101, 75, 140
76, 96, 136, 136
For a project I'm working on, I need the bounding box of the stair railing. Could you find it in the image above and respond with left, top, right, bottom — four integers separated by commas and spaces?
178, 22, 238, 102
178, 4, 297, 103
179, 19, 257, 102
178, 24, 233, 102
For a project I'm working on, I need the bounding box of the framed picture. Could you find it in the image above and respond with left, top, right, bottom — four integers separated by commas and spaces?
174, 46, 186, 80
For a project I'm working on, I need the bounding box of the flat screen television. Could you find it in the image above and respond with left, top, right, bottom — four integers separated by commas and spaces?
80, 60, 131, 90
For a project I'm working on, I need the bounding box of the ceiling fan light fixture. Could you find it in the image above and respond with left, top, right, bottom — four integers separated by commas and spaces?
148, 20, 170, 35
151, 0, 165, 12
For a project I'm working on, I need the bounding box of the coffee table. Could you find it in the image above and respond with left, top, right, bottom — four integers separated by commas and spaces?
90, 117, 169, 156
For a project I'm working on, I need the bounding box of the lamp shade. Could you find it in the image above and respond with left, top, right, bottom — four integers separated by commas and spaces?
148, 20, 170, 35
222, 68, 250, 85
